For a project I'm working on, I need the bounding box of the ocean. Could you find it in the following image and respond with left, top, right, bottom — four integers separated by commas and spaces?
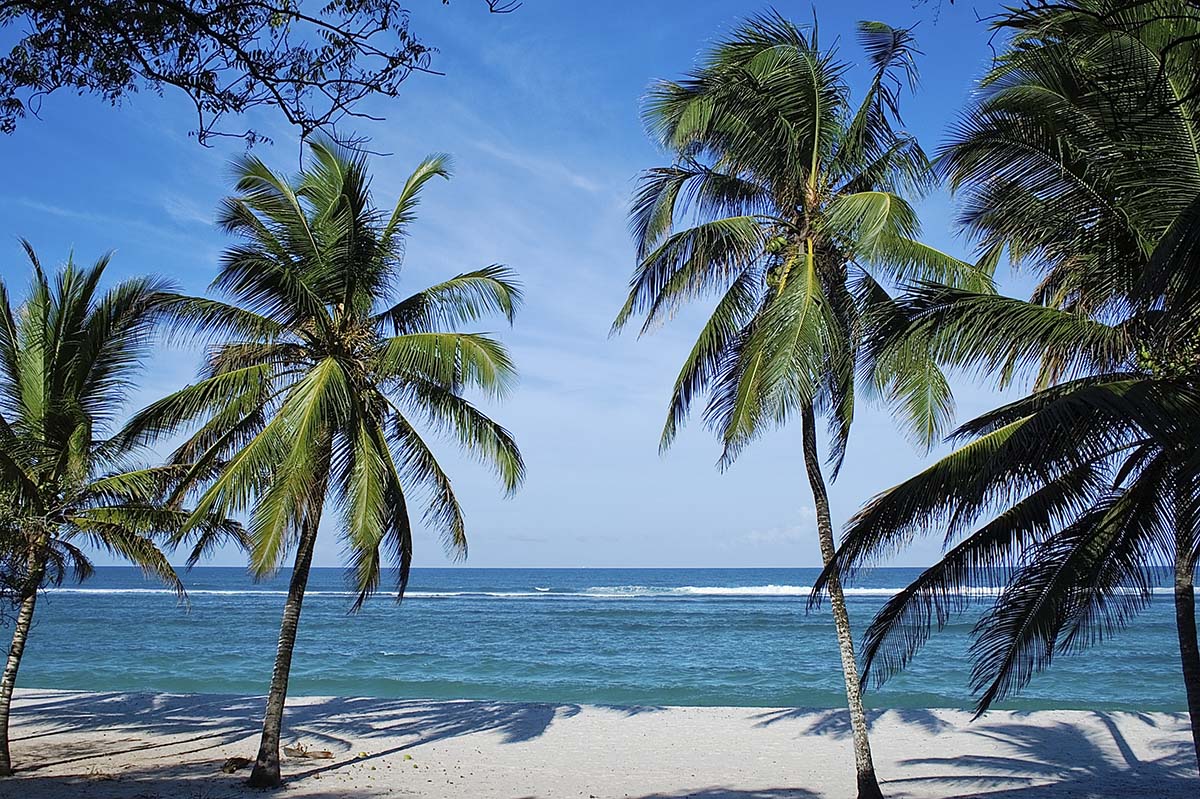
10, 567, 1189, 711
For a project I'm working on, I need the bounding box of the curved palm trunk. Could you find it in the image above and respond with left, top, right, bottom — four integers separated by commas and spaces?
0, 583, 39, 777
248, 480, 329, 789
801, 404, 884, 799
1174, 547, 1200, 773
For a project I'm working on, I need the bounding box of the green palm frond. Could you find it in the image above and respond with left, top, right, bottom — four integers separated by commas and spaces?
379, 332, 517, 398
615, 216, 767, 335
141, 138, 521, 606
630, 165, 771, 259
951, 377, 1200, 446
899, 284, 1131, 387
820, 1, 1200, 722
388, 411, 468, 559
856, 463, 1105, 687
381, 154, 452, 252
823, 190, 919, 250
617, 10, 964, 481
660, 271, 762, 451
397, 381, 525, 494
117, 364, 279, 449
968, 465, 1169, 714
0, 246, 231, 606
161, 295, 286, 344
376, 265, 522, 334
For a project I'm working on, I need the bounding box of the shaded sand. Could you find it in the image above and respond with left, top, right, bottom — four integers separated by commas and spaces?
2, 689, 1197, 798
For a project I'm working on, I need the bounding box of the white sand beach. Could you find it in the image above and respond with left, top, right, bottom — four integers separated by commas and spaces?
2, 689, 1196, 798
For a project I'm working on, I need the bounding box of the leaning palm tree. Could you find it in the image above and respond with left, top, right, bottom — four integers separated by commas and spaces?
613, 14, 992, 798
815, 0, 1200, 772
122, 139, 525, 787
0, 246, 244, 776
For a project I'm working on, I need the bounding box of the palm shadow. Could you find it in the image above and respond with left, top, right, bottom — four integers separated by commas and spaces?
7, 689, 583, 778
6, 689, 665, 795
752, 706, 952, 737
889, 711, 1198, 798
10, 692, 1197, 798
3, 756, 404, 799
619, 787, 816, 791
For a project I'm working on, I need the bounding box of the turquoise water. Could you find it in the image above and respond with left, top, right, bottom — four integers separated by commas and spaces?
9, 567, 1189, 710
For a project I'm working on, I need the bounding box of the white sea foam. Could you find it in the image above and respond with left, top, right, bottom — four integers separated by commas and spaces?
43, 584, 1176, 599
584, 584, 909, 597
45, 588, 352, 596
38, 586, 945, 599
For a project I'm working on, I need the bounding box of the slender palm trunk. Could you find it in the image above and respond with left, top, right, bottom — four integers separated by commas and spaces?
248, 478, 329, 789
0, 551, 45, 778
1174, 547, 1200, 773
801, 404, 883, 799
0, 587, 38, 777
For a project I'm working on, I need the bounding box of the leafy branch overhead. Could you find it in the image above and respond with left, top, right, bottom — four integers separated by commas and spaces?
0, 0, 519, 145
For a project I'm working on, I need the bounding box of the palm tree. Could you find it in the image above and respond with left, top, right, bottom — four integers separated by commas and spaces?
122, 139, 525, 788
0, 246, 244, 776
613, 14, 993, 798
814, 0, 1200, 772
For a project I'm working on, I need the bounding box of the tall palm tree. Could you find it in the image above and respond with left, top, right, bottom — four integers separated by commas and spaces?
613, 14, 992, 798
814, 0, 1200, 772
0, 246, 244, 776
122, 139, 525, 787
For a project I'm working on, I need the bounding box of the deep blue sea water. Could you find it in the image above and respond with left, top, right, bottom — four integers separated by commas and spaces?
8, 567, 1190, 711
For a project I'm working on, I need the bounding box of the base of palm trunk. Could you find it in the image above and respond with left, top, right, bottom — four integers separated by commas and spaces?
857, 771, 885, 799
247, 758, 281, 788
1173, 560, 1200, 774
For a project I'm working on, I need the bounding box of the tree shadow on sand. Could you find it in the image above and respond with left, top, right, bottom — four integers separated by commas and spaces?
888, 711, 1198, 798
752, 707, 953, 737
8, 693, 1198, 798
7, 689, 585, 775
750, 706, 1197, 797
617, 790, 817, 799
6, 760, 410, 799
2, 686, 676, 791
5, 690, 663, 797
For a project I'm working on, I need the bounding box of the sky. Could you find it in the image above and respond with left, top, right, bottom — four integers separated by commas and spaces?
0, 0, 1027, 569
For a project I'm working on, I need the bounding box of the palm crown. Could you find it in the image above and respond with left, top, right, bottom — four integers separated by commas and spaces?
118, 139, 527, 787
613, 14, 999, 799
0, 246, 241, 593
615, 13, 993, 469
815, 0, 1200, 740
124, 140, 526, 605
0, 246, 244, 776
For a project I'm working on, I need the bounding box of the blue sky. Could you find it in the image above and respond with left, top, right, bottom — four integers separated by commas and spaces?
0, 0, 1024, 569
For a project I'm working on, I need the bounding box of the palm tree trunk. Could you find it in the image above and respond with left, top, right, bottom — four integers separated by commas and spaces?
1174, 548, 1200, 773
0, 553, 44, 777
801, 403, 884, 799
248, 486, 327, 788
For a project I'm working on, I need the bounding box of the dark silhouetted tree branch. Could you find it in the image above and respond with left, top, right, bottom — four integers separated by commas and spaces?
0, 1, 518, 145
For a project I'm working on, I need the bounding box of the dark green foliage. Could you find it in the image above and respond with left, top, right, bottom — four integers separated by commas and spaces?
0, 246, 244, 598
817, 0, 1200, 718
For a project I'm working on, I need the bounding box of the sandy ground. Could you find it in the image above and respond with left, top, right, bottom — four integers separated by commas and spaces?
0, 689, 1196, 798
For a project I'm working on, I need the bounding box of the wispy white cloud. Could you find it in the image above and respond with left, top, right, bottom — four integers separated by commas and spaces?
14, 198, 126, 228
470, 138, 606, 193
160, 193, 218, 228
732, 509, 818, 548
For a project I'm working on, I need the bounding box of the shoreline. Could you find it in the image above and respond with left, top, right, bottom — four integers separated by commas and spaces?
8, 689, 1199, 798
13, 684, 1193, 716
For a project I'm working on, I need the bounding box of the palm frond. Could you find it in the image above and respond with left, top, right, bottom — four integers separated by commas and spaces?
856, 463, 1105, 687
375, 265, 522, 334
